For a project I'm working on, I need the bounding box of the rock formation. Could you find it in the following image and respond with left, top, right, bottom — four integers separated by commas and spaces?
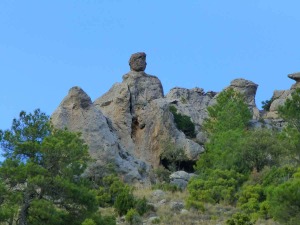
288, 72, 300, 89
129, 52, 147, 72
265, 72, 300, 119
94, 53, 203, 167
51, 52, 277, 183
227, 78, 260, 119
51, 86, 150, 183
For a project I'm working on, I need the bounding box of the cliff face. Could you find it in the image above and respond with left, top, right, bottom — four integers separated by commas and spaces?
51, 52, 297, 183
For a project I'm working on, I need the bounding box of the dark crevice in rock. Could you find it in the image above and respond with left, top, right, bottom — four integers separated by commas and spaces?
128, 85, 134, 116
131, 117, 139, 140
160, 158, 196, 173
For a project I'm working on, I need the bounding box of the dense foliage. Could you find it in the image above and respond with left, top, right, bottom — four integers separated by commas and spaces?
95, 175, 149, 217
0, 110, 115, 225
169, 105, 196, 138
188, 88, 300, 225
261, 97, 274, 111
160, 141, 188, 172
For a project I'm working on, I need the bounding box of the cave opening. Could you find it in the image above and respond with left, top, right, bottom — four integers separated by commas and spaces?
160, 158, 196, 173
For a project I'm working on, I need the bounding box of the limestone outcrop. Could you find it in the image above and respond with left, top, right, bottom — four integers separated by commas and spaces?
265, 72, 300, 119
51, 86, 150, 183
227, 78, 260, 119
51, 52, 286, 183
165, 87, 216, 144
288, 72, 300, 89
94, 53, 203, 167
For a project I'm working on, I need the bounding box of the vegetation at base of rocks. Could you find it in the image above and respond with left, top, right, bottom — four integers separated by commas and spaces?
196, 89, 283, 174
160, 141, 188, 172
125, 208, 142, 225
150, 217, 161, 224
0, 109, 115, 225
261, 97, 274, 111
203, 88, 252, 134
186, 88, 300, 225
169, 105, 196, 138
226, 213, 254, 225
187, 169, 246, 206
151, 183, 180, 193
0, 109, 148, 225
278, 88, 300, 165
153, 166, 171, 183
2, 89, 300, 225
95, 175, 150, 217
278, 88, 300, 132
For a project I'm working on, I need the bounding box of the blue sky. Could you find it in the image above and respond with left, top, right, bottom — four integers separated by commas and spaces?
1, 1, 300, 131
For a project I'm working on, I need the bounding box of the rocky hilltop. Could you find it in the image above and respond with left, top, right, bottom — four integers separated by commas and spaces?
51, 52, 298, 183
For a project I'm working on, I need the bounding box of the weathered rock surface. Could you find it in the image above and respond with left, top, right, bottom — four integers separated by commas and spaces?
51, 52, 292, 184
129, 52, 147, 72
227, 78, 260, 119
170, 171, 195, 189
139, 98, 205, 164
170, 201, 185, 211
165, 87, 216, 144
51, 86, 150, 183
288, 72, 300, 89
265, 73, 300, 119
95, 53, 203, 168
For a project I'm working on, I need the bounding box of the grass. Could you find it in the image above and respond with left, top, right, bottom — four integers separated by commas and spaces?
113, 185, 281, 225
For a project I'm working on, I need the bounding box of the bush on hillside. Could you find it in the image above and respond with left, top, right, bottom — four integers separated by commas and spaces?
169, 105, 196, 138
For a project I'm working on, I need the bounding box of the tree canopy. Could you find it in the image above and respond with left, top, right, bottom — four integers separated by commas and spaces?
0, 109, 111, 225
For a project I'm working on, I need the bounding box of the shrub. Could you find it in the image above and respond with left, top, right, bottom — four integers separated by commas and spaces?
135, 197, 148, 216
261, 97, 274, 111
236, 184, 265, 221
185, 199, 205, 211
261, 166, 297, 187
153, 166, 171, 182
226, 213, 254, 225
151, 217, 161, 224
203, 88, 252, 135
114, 189, 135, 216
169, 105, 196, 138
278, 88, 300, 131
152, 183, 180, 193
160, 141, 188, 172
125, 208, 142, 225
266, 169, 300, 225
187, 169, 246, 206
95, 175, 130, 207
81, 219, 96, 225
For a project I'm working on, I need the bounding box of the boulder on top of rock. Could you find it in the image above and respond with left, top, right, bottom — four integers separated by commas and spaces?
94, 54, 164, 155
288, 72, 300, 82
288, 72, 300, 89
129, 52, 147, 72
265, 73, 300, 119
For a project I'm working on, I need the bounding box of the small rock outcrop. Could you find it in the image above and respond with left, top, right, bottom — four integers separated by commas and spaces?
165, 87, 216, 144
288, 72, 300, 89
170, 171, 195, 189
265, 72, 300, 119
227, 78, 260, 119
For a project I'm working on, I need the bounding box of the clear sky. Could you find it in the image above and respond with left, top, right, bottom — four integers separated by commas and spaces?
1, 1, 300, 131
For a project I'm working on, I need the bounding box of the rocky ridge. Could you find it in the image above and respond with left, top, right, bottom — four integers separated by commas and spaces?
51, 52, 298, 183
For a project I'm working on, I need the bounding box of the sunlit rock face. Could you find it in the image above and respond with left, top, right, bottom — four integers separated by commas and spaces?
52, 52, 281, 183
